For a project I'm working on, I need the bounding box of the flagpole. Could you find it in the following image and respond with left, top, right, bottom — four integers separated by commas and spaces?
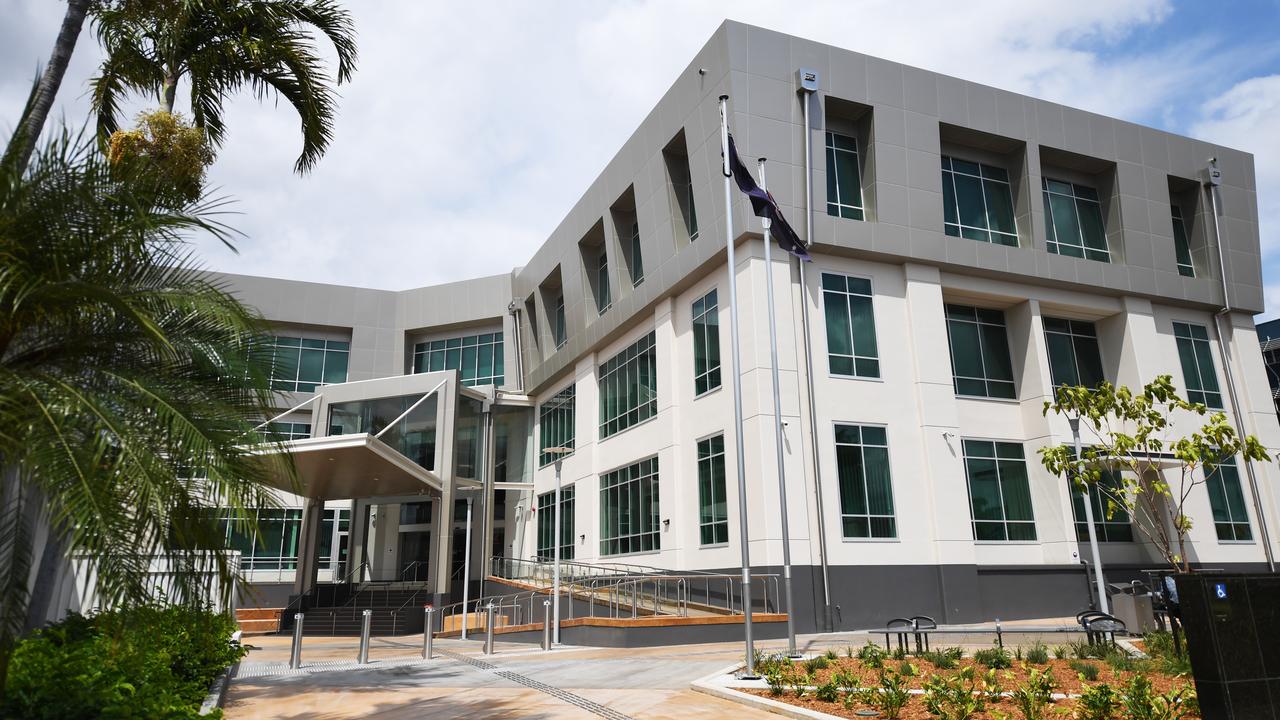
720, 94, 756, 678
757, 158, 799, 658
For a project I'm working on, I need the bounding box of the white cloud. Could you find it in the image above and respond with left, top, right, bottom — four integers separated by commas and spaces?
5, 0, 1261, 291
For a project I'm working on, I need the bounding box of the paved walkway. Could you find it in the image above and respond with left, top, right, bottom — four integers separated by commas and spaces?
225, 619, 1086, 719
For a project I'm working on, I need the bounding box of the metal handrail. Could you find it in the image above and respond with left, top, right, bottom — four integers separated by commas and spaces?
400, 560, 429, 583
283, 560, 369, 613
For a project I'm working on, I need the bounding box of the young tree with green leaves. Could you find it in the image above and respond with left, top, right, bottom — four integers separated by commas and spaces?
1040, 375, 1269, 573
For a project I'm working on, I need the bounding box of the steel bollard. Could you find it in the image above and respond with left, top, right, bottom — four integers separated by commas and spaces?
289, 613, 304, 669
423, 606, 434, 660
541, 600, 552, 651
483, 602, 496, 655
358, 609, 372, 664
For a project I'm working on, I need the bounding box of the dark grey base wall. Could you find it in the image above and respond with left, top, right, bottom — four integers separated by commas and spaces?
238, 582, 294, 609
713, 563, 1268, 634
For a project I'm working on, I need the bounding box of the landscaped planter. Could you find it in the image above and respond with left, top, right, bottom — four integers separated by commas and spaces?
1175, 572, 1280, 719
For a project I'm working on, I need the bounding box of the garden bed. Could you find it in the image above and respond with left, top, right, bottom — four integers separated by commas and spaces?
742, 636, 1197, 719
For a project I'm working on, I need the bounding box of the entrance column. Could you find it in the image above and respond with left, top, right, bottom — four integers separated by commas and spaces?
291, 498, 325, 597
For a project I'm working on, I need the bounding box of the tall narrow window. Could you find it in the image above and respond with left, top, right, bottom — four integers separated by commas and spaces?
1069, 470, 1133, 542
664, 135, 698, 243
260, 336, 350, 392
834, 424, 896, 538
1043, 178, 1110, 262
413, 332, 504, 386
629, 222, 644, 287
598, 331, 657, 438
697, 435, 728, 545
599, 457, 660, 555
822, 273, 879, 378
536, 486, 575, 560
596, 249, 611, 315
1172, 205, 1195, 278
826, 132, 864, 220
963, 439, 1036, 541
941, 156, 1017, 246
1043, 318, 1104, 389
1173, 322, 1222, 408
1205, 457, 1252, 542
538, 384, 575, 467
554, 294, 567, 349
945, 305, 1015, 399
692, 289, 721, 396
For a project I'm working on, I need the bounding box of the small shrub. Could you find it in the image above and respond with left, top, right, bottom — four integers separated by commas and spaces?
1077, 682, 1118, 720
788, 669, 812, 697
1120, 674, 1192, 720
803, 655, 830, 673
890, 645, 909, 661
825, 647, 840, 661
1069, 659, 1101, 682
897, 660, 919, 677
1014, 646, 1024, 661
866, 669, 912, 720
858, 642, 888, 669
1052, 644, 1069, 660
921, 646, 964, 670
923, 666, 985, 719
831, 668, 859, 689
765, 671, 786, 696
1142, 631, 1192, 676
1071, 640, 1106, 660
974, 646, 1013, 669
754, 650, 791, 676
1010, 667, 1056, 720
979, 668, 1003, 703
815, 678, 841, 703
1103, 648, 1137, 673
1025, 642, 1049, 665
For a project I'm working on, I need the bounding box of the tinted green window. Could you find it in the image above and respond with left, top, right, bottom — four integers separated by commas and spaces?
1043, 317, 1105, 388
1172, 205, 1194, 277
1069, 469, 1133, 542
834, 424, 896, 538
692, 289, 721, 396
945, 305, 1015, 399
1205, 458, 1252, 542
826, 132, 865, 220
413, 332, 504, 387
536, 486, 575, 560
538, 384, 575, 467
554, 295, 567, 349
264, 422, 311, 442
629, 222, 644, 287
1173, 322, 1222, 408
963, 439, 1036, 541
599, 331, 657, 438
941, 156, 1017, 246
697, 435, 728, 545
599, 457, 660, 556
260, 335, 350, 392
1043, 178, 1110, 262
596, 249, 611, 315
822, 273, 879, 378
219, 508, 304, 571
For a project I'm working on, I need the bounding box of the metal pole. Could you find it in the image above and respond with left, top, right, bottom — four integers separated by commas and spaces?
798, 80, 833, 633
484, 602, 496, 655
461, 496, 473, 640
553, 457, 563, 644
289, 613, 304, 669
542, 599, 552, 651
1205, 161, 1276, 572
358, 609, 372, 664
1071, 416, 1109, 614
423, 606, 434, 659
719, 94, 756, 678
758, 158, 799, 658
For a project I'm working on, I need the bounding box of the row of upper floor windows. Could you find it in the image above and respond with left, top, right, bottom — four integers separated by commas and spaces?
825, 132, 1198, 278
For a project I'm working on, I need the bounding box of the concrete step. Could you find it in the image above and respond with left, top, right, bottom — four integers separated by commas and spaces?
238, 618, 280, 635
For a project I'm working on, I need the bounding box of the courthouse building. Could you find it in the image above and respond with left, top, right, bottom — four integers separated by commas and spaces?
168, 21, 1279, 632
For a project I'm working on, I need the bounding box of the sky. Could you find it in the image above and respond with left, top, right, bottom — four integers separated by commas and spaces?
4, 1, 1280, 316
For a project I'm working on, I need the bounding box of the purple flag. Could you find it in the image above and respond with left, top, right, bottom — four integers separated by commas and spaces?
726, 133, 811, 261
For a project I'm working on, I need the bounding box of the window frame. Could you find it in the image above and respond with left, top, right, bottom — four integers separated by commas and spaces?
1171, 205, 1195, 278
692, 288, 722, 397
1172, 321, 1223, 409
596, 248, 612, 315
598, 456, 661, 556
944, 304, 1016, 400
825, 131, 865, 220
1204, 457, 1253, 543
821, 272, 880, 379
1042, 317, 1105, 389
598, 331, 658, 439
260, 335, 350, 393
833, 422, 898, 540
554, 294, 567, 349
1042, 177, 1110, 262
961, 438, 1038, 543
538, 383, 576, 467
1068, 468, 1135, 543
941, 155, 1018, 246
696, 433, 729, 546
536, 485, 576, 560
412, 331, 505, 387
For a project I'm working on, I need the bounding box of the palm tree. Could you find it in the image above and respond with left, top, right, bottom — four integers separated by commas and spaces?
89, 0, 357, 173
0, 126, 293, 692
0, 0, 91, 175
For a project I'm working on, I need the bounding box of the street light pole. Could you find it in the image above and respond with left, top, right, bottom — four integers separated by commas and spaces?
1070, 415, 1109, 614
545, 446, 572, 646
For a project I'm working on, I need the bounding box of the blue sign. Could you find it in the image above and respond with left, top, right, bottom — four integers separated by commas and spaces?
1214, 582, 1228, 600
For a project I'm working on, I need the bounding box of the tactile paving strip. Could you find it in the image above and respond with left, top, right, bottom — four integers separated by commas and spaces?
435, 649, 634, 720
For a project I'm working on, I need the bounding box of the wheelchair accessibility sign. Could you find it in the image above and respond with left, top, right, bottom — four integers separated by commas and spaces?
1214, 582, 1228, 600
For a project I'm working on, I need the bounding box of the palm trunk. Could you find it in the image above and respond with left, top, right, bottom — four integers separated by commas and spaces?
162, 72, 179, 113
0, 465, 35, 703
0, 0, 90, 175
